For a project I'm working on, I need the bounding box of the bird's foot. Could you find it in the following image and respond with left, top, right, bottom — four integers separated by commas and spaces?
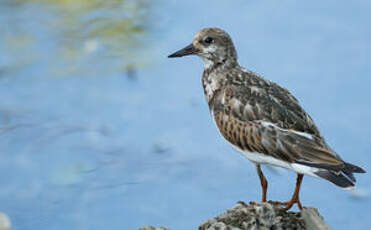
272, 199, 303, 210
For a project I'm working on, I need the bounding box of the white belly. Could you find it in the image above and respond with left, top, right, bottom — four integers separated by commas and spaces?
235, 146, 320, 178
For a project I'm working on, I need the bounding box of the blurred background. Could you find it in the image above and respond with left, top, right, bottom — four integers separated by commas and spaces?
0, 0, 370, 229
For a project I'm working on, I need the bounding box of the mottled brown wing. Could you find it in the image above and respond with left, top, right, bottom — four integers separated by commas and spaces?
211, 81, 345, 169
218, 70, 322, 137
213, 109, 344, 169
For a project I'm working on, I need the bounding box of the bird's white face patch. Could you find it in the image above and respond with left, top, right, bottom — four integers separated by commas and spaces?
200, 45, 219, 69
203, 45, 217, 53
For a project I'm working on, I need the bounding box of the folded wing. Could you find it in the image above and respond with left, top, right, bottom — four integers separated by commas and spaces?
211, 78, 365, 188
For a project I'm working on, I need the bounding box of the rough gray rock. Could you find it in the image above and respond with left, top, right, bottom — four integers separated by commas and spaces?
139, 202, 332, 230
301, 208, 331, 230
199, 202, 331, 230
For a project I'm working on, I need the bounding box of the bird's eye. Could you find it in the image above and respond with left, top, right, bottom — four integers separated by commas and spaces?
204, 37, 213, 44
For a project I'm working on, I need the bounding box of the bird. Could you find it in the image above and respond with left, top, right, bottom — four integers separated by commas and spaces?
168, 27, 365, 210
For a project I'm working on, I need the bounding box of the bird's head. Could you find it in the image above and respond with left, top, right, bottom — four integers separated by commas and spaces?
168, 27, 238, 69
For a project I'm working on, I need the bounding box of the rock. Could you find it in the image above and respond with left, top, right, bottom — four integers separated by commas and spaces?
199, 202, 332, 230
139, 226, 170, 230
0, 212, 11, 230
140, 202, 332, 230
301, 208, 332, 230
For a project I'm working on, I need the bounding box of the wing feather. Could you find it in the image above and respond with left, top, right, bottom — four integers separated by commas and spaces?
209, 69, 365, 187
213, 110, 344, 169
211, 75, 345, 169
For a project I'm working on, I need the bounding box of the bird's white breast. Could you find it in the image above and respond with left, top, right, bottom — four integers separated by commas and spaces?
204, 72, 221, 102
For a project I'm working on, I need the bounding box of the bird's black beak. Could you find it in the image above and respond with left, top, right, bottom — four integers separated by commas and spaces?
168, 44, 199, 58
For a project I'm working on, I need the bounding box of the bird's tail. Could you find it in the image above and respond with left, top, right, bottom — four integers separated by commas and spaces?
314, 162, 366, 189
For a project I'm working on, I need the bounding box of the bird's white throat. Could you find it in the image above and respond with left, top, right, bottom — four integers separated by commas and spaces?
202, 57, 215, 69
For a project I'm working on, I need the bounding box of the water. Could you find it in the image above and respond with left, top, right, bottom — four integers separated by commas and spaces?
0, 0, 370, 229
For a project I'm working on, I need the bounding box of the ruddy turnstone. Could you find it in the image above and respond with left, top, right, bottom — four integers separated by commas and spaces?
168, 27, 365, 210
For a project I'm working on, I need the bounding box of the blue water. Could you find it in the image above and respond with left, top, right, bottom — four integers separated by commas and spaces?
0, 0, 370, 229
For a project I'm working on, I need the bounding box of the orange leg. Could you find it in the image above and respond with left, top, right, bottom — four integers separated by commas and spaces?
256, 164, 268, 202
275, 174, 304, 210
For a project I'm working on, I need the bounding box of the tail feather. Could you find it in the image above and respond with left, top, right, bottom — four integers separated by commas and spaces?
344, 162, 366, 174
315, 170, 354, 188
314, 162, 365, 188
343, 169, 356, 183
342, 162, 366, 183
